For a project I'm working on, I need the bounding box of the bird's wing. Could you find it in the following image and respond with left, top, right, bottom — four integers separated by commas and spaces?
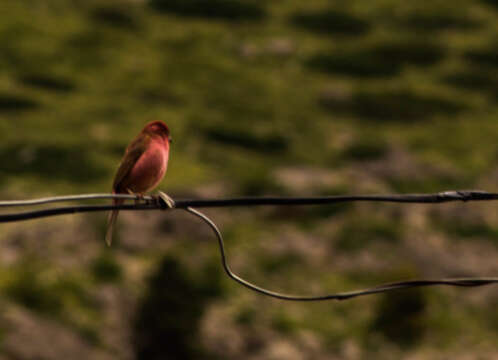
112, 133, 151, 192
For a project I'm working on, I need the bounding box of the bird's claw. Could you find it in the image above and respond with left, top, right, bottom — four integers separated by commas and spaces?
126, 189, 146, 205
135, 194, 146, 205
156, 191, 175, 209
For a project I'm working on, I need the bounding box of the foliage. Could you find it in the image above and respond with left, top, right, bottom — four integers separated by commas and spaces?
1, 0, 498, 358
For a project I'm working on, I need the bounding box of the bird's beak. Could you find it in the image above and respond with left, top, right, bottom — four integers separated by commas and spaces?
168, 136, 173, 144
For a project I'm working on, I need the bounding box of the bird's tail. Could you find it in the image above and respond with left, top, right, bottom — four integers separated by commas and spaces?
105, 198, 124, 246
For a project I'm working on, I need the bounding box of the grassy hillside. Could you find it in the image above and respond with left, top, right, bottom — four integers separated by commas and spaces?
0, 0, 497, 358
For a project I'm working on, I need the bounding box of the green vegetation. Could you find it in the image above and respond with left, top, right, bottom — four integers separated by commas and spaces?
371, 289, 428, 347
335, 217, 402, 252
431, 209, 498, 245
90, 251, 123, 283
1, 0, 498, 358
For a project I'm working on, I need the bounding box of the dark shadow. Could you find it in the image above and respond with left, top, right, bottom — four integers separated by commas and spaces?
90, 6, 139, 29
0, 143, 107, 183
371, 289, 427, 347
320, 88, 464, 121
307, 40, 445, 78
149, 0, 266, 21
133, 256, 221, 360
91, 251, 123, 283
204, 128, 288, 153
307, 52, 400, 78
19, 74, 76, 92
371, 40, 446, 66
464, 47, 498, 68
443, 70, 498, 97
291, 10, 370, 36
0, 93, 39, 112
399, 13, 479, 32
481, 0, 498, 8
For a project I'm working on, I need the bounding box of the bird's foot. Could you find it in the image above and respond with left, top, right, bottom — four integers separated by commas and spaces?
126, 189, 146, 205
136, 194, 147, 205
156, 191, 175, 209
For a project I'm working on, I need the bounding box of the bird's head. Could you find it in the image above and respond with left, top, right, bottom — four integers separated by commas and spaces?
143, 121, 172, 143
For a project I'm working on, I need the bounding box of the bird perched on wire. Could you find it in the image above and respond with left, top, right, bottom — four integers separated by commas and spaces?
105, 120, 173, 246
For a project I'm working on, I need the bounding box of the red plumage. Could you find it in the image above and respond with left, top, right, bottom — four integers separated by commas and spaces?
105, 121, 171, 245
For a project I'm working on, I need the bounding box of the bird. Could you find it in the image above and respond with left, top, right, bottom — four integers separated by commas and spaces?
105, 120, 173, 246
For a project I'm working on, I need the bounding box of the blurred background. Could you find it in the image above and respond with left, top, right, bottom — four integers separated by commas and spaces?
1, 0, 498, 358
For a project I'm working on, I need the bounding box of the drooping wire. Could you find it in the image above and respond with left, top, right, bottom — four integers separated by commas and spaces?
184, 206, 498, 301
1, 191, 498, 300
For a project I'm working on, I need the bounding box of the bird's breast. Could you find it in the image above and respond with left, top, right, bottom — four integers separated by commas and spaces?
125, 139, 169, 193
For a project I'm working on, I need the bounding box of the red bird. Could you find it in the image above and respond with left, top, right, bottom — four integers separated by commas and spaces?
105, 121, 172, 246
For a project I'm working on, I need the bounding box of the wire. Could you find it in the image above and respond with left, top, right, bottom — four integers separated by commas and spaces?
0, 193, 148, 207
1, 190, 498, 223
1, 190, 498, 300
185, 206, 498, 301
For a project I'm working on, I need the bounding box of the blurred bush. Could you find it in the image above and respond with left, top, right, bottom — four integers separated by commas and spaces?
149, 0, 266, 21
307, 39, 445, 78
320, 87, 464, 122
0, 93, 39, 113
372, 289, 428, 347
292, 10, 370, 36
134, 257, 222, 359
